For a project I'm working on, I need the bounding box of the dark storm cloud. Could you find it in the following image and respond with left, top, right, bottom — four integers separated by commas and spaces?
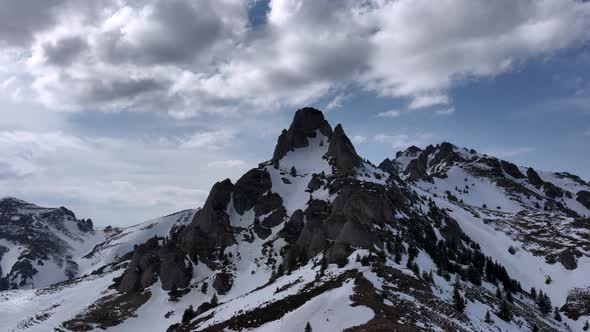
42, 36, 88, 66
99, 0, 227, 65
82, 78, 167, 104
0, 0, 66, 47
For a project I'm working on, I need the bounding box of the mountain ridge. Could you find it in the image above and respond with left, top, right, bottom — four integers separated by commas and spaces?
0, 107, 588, 331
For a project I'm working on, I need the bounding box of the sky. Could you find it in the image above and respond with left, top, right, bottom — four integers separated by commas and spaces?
0, 0, 589, 227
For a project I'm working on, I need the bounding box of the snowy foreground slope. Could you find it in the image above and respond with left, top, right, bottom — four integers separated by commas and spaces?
1, 107, 589, 331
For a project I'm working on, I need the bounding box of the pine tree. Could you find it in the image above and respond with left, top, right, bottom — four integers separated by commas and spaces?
484, 310, 493, 324
506, 290, 513, 303
545, 275, 552, 285
305, 322, 312, 332
201, 282, 208, 294
553, 306, 562, 322
453, 281, 466, 313
497, 300, 513, 321
495, 287, 503, 300
290, 166, 297, 177
530, 287, 537, 300
536, 291, 552, 316
531, 324, 539, 332
583, 320, 589, 331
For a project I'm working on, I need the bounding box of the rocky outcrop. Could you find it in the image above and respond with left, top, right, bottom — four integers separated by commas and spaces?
577, 190, 590, 210
0, 197, 97, 290
501, 160, 525, 179
272, 107, 333, 161
233, 169, 272, 215
182, 179, 235, 265
404, 152, 429, 181
561, 287, 590, 320
254, 193, 287, 228
212, 272, 233, 295
378, 158, 398, 174
542, 182, 564, 199
117, 238, 192, 293
527, 168, 544, 187
279, 210, 304, 245
395, 146, 422, 159
285, 180, 406, 267
327, 124, 362, 174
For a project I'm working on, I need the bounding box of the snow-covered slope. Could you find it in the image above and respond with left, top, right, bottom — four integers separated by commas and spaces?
0, 108, 588, 332
0, 197, 197, 291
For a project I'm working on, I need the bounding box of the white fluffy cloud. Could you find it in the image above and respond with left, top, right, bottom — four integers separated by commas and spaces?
0, 0, 588, 116
374, 132, 435, 150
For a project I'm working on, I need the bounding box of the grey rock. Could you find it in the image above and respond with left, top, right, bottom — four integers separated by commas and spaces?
212, 272, 233, 295
577, 190, 590, 210
526, 168, 544, 187
501, 160, 525, 179
272, 107, 333, 161
327, 124, 362, 174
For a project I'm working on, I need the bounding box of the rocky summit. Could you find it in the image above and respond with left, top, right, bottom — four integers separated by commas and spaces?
1, 107, 589, 332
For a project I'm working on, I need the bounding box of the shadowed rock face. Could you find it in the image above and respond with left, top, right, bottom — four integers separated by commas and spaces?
233, 169, 272, 215
117, 238, 192, 293
561, 287, 590, 320
181, 179, 235, 265
272, 107, 333, 161
327, 124, 362, 174
577, 190, 590, 210
501, 160, 525, 179
527, 167, 544, 187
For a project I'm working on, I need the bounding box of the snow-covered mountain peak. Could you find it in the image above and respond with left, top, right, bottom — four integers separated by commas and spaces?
1, 108, 589, 331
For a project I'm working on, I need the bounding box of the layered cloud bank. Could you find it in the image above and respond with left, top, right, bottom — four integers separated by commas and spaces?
1, 0, 589, 117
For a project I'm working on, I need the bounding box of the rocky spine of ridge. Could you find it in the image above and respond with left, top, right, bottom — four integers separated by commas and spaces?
0, 197, 95, 290
116, 107, 385, 296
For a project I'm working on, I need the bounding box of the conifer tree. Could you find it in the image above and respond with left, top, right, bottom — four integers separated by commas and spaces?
290, 166, 297, 177
530, 287, 537, 300
484, 310, 493, 324
583, 320, 589, 331
497, 300, 513, 321
536, 291, 552, 316
495, 287, 503, 300
305, 322, 312, 332
506, 290, 513, 303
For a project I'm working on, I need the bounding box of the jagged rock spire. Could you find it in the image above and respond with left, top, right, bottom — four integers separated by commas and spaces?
272, 107, 333, 161
327, 124, 362, 174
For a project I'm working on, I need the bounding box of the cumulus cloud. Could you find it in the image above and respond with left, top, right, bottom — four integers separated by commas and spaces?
0, 0, 587, 116
350, 135, 368, 145
180, 129, 236, 150
374, 132, 435, 150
